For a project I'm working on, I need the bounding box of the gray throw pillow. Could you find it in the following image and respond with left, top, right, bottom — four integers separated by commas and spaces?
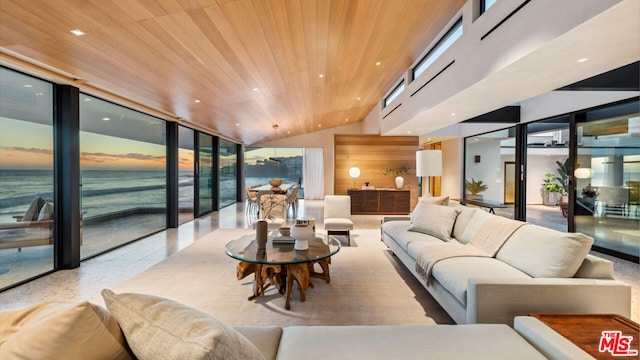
408, 204, 460, 241
101, 289, 264, 360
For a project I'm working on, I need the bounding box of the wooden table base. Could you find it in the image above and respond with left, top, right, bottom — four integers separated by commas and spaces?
237, 260, 331, 310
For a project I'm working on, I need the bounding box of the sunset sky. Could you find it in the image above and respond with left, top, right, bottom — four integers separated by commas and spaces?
0, 118, 167, 170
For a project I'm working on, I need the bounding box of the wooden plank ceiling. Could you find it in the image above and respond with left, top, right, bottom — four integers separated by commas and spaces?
0, 0, 464, 144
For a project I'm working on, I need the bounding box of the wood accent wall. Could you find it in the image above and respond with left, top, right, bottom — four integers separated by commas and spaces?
335, 135, 420, 210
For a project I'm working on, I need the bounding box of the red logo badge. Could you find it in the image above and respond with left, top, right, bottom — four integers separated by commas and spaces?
599, 331, 639, 356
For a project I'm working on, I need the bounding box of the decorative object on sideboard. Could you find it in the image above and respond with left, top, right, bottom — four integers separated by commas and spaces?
383, 166, 411, 189
416, 150, 442, 197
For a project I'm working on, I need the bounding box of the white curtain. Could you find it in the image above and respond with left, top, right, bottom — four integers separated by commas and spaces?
303, 148, 324, 199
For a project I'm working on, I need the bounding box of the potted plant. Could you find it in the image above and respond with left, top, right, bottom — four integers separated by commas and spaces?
554, 158, 570, 201
383, 166, 411, 189
541, 173, 562, 205
465, 178, 488, 200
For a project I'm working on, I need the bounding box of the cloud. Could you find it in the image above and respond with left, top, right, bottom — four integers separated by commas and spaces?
80, 152, 166, 163
0, 146, 52, 155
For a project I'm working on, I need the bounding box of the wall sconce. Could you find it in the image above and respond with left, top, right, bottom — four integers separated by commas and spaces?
349, 167, 361, 189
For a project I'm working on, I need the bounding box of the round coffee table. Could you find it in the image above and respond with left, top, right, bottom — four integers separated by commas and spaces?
225, 233, 340, 310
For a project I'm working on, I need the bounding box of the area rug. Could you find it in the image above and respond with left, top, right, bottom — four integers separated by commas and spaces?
97, 228, 449, 326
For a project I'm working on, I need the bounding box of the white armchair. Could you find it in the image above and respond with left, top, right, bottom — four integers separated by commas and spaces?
323, 195, 354, 245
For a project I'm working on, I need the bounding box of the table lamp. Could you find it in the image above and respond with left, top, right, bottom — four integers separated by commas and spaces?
416, 150, 442, 197
349, 167, 361, 189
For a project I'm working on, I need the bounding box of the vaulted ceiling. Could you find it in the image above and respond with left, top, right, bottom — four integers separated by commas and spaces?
0, 0, 465, 144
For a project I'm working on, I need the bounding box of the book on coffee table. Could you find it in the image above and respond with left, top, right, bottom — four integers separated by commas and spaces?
272, 236, 295, 244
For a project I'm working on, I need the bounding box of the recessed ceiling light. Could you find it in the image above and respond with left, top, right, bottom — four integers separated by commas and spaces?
407, 131, 412, 134
23, 84, 33, 88
318, 74, 324, 78
451, 112, 456, 116
345, 118, 349, 122
102, 117, 110, 121
236, 123, 240, 126
577, 58, 589, 63
375, 61, 381, 66
70, 29, 85, 36
252, 88, 259, 92
287, 131, 291, 134
318, 124, 322, 128
194, 99, 200, 103
356, 97, 361, 101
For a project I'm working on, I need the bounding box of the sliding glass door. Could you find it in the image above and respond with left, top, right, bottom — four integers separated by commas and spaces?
178, 126, 195, 224
575, 101, 639, 258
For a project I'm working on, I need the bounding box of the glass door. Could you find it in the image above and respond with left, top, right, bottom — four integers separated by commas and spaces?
525, 118, 570, 232
178, 126, 195, 223
575, 101, 639, 259
197, 133, 215, 216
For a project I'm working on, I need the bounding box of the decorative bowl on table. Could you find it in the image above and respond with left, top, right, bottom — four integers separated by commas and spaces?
269, 179, 283, 188
279, 226, 290, 237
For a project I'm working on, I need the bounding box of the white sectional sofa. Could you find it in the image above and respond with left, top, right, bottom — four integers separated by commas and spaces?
0, 290, 602, 359
381, 198, 632, 325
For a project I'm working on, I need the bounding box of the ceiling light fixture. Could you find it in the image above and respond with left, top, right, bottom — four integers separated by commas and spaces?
252, 88, 259, 92
375, 61, 381, 66
236, 123, 240, 126
102, 117, 111, 121
70, 29, 85, 36
451, 112, 456, 116
319, 74, 324, 78
194, 99, 200, 103
23, 84, 33, 88
577, 58, 589, 63
356, 97, 361, 101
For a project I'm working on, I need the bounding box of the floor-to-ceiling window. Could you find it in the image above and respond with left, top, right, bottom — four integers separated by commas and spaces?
526, 117, 570, 232
178, 126, 195, 224
244, 147, 304, 197
0, 68, 55, 290
219, 139, 238, 208
575, 100, 639, 259
79, 95, 167, 259
197, 133, 215, 215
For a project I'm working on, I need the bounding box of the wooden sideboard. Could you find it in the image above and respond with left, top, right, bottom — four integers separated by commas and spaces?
347, 189, 411, 215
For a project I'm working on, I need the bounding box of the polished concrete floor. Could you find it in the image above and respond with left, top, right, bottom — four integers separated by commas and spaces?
0, 200, 638, 323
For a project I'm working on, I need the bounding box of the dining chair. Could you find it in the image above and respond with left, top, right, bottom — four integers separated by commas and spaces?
245, 187, 258, 215
285, 184, 301, 217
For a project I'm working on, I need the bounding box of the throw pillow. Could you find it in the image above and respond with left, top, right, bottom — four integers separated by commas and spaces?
408, 204, 460, 241
410, 196, 450, 223
101, 289, 264, 360
0, 301, 133, 360
22, 197, 45, 222
37, 201, 54, 221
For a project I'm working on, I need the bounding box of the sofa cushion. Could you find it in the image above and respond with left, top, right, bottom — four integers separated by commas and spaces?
410, 196, 449, 222
408, 204, 460, 242
431, 257, 531, 306
233, 326, 282, 360
457, 208, 494, 244
0, 301, 133, 360
450, 204, 477, 242
101, 289, 264, 360
406, 237, 464, 261
276, 325, 546, 360
384, 220, 443, 252
496, 224, 594, 278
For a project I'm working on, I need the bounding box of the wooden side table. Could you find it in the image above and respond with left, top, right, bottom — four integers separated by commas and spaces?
530, 314, 639, 358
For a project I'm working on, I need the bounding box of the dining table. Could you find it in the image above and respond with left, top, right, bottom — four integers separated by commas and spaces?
251, 183, 293, 194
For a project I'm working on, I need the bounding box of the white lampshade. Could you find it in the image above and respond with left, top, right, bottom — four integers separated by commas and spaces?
349, 167, 361, 179
574, 168, 592, 179
416, 150, 442, 177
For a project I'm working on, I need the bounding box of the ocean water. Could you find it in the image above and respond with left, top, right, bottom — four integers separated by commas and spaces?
0, 170, 296, 223
0, 169, 188, 223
